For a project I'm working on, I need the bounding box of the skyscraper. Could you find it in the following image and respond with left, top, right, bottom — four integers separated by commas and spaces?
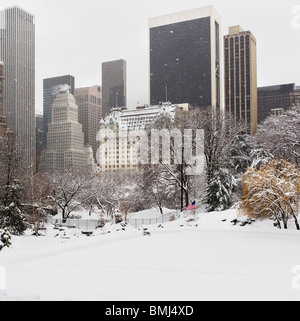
149, 6, 222, 110
0, 6, 35, 164
224, 26, 258, 135
0, 62, 6, 134
39, 91, 96, 172
43, 75, 75, 147
102, 59, 127, 117
75, 85, 102, 162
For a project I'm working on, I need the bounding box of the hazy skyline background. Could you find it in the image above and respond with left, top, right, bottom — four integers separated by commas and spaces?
0, 0, 299, 113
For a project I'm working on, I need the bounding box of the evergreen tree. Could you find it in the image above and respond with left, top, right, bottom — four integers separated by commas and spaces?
0, 179, 28, 235
0, 228, 12, 250
204, 167, 236, 212
229, 132, 254, 174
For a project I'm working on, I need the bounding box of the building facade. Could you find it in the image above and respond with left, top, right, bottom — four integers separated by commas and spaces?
102, 59, 127, 117
0, 62, 6, 134
75, 85, 102, 162
224, 26, 258, 134
43, 75, 75, 147
104, 102, 183, 132
258, 83, 300, 123
98, 119, 138, 172
39, 91, 96, 172
149, 6, 222, 111
0, 6, 35, 165
98, 103, 182, 172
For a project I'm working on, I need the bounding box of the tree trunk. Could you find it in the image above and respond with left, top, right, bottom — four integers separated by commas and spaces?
159, 206, 163, 215
62, 207, 67, 223
180, 163, 184, 211
283, 217, 288, 229
185, 189, 189, 208
292, 214, 300, 230
275, 214, 282, 229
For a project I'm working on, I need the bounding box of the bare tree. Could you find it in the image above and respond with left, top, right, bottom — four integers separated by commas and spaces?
254, 106, 300, 165
145, 108, 248, 212
139, 164, 178, 214
149, 111, 198, 210
30, 173, 53, 236
92, 171, 146, 223
0, 131, 22, 190
49, 167, 95, 222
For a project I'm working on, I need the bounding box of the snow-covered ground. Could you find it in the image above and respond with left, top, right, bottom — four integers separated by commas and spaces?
1, 208, 300, 301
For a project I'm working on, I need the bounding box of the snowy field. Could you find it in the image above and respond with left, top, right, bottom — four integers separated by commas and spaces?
1, 208, 300, 301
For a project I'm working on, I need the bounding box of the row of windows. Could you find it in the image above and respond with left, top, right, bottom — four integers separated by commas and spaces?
101, 165, 138, 170
76, 95, 102, 106
225, 35, 253, 115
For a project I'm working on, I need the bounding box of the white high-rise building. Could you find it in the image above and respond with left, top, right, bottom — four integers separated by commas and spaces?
39, 91, 96, 172
97, 103, 188, 172
0, 6, 36, 166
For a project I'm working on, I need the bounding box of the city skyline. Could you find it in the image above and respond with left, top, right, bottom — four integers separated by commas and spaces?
0, 0, 298, 113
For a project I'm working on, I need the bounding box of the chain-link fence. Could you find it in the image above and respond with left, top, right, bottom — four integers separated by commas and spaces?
48, 210, 181, 231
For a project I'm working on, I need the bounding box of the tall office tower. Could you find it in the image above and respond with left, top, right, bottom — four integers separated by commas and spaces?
224, 26, 258, 135
149, 6, 222, 110
39, 91, 96, 172
75, 85, 102, 162
102, 59, 127, 117
0, 6, 35, 165
43, 75, 75, 147
0, 62, 6, 134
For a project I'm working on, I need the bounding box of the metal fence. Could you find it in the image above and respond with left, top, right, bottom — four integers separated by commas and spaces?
48, 210, 181, 231
126, 210, 180, 228
48, 218, 99, 231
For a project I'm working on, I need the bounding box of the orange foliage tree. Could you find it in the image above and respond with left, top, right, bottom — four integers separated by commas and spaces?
240, 159, 300, 230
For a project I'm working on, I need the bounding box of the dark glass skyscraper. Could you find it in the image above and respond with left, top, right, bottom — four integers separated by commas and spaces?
149, 6, 222, 110
0, 6, 35, 165
102, 59, 127, 117
43, 75, 75, 147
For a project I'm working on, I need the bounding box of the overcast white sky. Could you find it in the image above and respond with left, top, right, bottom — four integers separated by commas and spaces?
0, 0, 299, 113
